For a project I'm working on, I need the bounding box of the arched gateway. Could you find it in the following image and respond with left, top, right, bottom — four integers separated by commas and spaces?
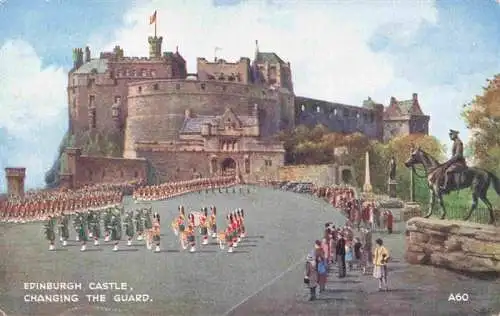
221, 158, 237, 176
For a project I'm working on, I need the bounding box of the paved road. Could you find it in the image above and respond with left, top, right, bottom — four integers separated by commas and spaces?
1, 186, 499, 316
0, 186, 341, 316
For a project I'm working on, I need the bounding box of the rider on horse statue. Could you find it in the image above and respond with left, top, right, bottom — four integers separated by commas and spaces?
440, 129, 467, 191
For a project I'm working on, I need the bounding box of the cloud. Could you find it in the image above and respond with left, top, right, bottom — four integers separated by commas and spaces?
0, 40, 67, 191
90, 0, 437, 106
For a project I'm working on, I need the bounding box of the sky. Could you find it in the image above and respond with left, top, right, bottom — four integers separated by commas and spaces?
0, 0, 499, 191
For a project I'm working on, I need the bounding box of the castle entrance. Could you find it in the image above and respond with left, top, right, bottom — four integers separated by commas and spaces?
341, 169, 353, 184
221, 158, 237, 176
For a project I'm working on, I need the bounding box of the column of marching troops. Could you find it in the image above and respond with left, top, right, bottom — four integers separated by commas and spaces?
0, 175, 247, 253
313, 186, 393, 232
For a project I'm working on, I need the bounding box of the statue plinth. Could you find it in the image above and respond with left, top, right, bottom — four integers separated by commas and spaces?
388, 180, 397, 198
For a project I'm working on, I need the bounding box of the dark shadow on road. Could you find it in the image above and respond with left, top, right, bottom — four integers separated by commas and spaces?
52, 248, 69, 252
116, 248, 138, 252
237, 244, 257, 248
162, 249, 180, 253
245, 235, 265, 239
232, 250, 250, 254
83, 248, 103, 252
199, 250, 218, 253
324, 288, 360, 293
328, 280, 361, 284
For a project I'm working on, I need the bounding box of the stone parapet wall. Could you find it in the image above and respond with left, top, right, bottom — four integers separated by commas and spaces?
278, 164, 336, 186
405, 217, 500, 274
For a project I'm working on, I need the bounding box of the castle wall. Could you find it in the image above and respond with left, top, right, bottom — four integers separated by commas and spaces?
277, 164, 337, 186
72, 155, 148, 188
197, 58, 251, 84
135, 149, 283, 183
295, 97, 384, 140
124, 80, 284, 158
383, 118, 411, 142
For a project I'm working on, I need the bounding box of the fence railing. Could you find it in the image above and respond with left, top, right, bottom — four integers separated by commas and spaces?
439, 207, 499, 225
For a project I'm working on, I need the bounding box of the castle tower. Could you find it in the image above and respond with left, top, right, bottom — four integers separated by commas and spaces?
5, 167, 26, 198
148, 36, 163, 59
84, 46, 91, 62
72, 48, 83, 69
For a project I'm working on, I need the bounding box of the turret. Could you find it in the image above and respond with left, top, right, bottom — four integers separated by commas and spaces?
72, 48, 84, 69
84, 46, 91, 63
148, 36, 163, 59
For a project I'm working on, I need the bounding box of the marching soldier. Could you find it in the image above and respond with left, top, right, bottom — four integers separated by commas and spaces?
110, 213, 122, 251
58, 212, 70, 246
135, 209, 145, 241
124, 211, 135, 246
90, 211, 101, 246
76, 213, 88, 252
45, 215, 57, 251
209, 206, 217, 238
225, 214, 234, 253
200, 207, 209, 245
186, 218, 196, 253
103, 209, 113, 242
73, 212, 82, 242
152, 213, 161, 253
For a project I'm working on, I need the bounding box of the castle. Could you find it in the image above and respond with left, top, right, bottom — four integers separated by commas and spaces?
59, 34, 429, 188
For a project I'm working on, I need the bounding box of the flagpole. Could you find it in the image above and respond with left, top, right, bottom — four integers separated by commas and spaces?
155, 13, 157, 38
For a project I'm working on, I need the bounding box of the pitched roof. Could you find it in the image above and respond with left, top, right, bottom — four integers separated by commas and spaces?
255, 52, 285, 64
385, 98, 425, 117
73, 59, 109, 74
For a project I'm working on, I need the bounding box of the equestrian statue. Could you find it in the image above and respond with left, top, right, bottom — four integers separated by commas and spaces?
404, 129, 499, 224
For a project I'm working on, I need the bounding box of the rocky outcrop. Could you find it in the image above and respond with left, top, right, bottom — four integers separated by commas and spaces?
405, 217, 500, 274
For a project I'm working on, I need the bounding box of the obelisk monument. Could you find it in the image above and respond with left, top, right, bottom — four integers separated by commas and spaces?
363, 151, 373, 194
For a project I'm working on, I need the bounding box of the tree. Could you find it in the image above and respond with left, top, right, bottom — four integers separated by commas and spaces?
462, 74, 500, 170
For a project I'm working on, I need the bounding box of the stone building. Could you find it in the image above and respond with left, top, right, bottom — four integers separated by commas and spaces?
64, 33, 429, 187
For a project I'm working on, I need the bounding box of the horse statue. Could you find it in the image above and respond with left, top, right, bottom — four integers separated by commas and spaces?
404, 146, 499, 224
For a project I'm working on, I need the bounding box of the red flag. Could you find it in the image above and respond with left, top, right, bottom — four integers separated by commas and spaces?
149, 11, 157, 25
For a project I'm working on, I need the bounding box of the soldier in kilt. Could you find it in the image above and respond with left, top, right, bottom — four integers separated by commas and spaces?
77, 213, 88, 252
87, 210, 96, 238
90, 212, 101, 246
135, 210, 145, 241
200, 207, 209, 245
144, 208, 153, 231
73, 212, 82, 242
152, 213, 161, 253
58, 212, 70, 246
186, 220, 196, 253
45, 215, 57, 251
209, 206, 217, 238
124, 211, 135, 246
110, 213, 122, 251
103, 209, 113, 242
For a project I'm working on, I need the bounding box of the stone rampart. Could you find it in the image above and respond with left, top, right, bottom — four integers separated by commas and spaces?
405, 217, 500, 275
278, 164, 336, 186
72, 155, 147, 188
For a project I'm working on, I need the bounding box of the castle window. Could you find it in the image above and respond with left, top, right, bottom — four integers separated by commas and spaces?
218, 73, 225, 80
72, 99, 76, 109
88, 169, 93, 181
87, 78, 95, 88
131, 69, 136, 77
370, 113, 374, 122
153, 83, 159, 90
301, 105, 305, 112
137, 86, 142, 93
89, 95, 95, 107
222, 85, 227, 92
90, 108, 96, 128
245, 158, 250, 174
142, 69, 147, 76
72, 78, 76, 86
201, 83, 206, 90
176, 83, 180, 90
134, 171, 138, 178
316, 106, 320, 113
265, 159, 272, 166
114, 96, 121, 103
228, 75, 235, 82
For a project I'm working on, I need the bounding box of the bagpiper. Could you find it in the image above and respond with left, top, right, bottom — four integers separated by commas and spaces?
124, 211, 135, 246
45, 215, 57, 251
225, 214, 234, 253
58, 212, 70, 246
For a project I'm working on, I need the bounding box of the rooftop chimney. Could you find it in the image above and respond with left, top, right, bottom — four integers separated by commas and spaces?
412, 93, 418, 101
